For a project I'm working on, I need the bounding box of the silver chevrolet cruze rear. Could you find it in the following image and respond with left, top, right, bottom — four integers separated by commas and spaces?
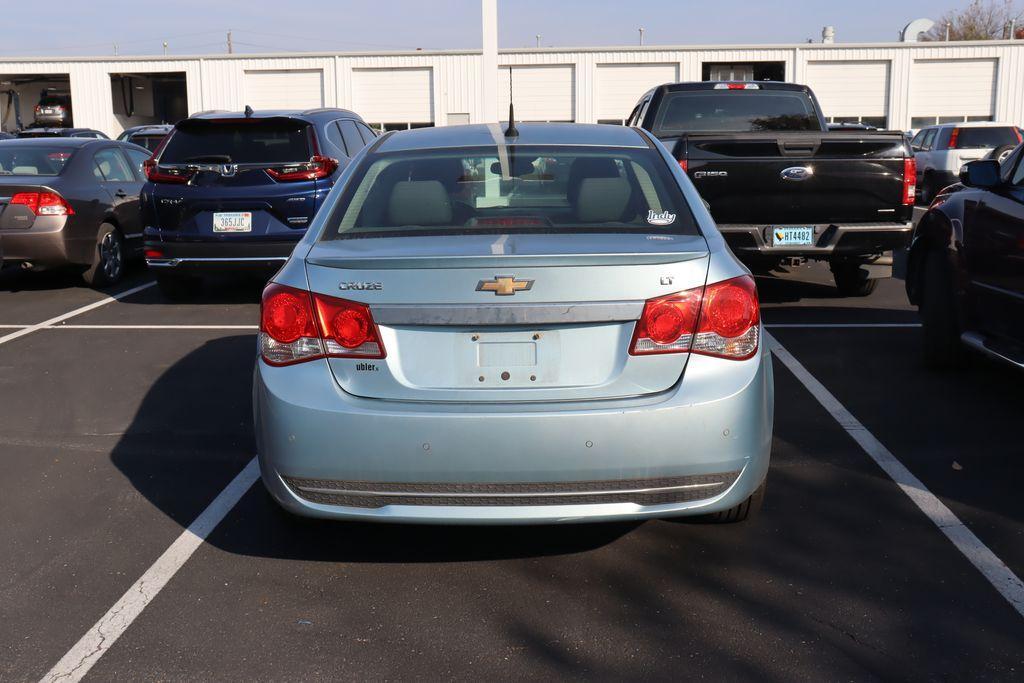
254, 123, 774, 524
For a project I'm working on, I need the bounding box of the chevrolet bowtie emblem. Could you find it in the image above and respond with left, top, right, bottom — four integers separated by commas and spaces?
477, 275, 533, 296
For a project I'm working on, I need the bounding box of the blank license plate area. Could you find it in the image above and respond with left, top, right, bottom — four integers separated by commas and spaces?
457, 330, 560, 386
771, 226, 814, 246
213, 212, 252, 232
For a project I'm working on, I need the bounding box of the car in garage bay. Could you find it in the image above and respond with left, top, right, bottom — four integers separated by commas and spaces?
907, 145, 1024, 369
254, 123, 773, 524
0, 138, 151, 286
142, 108, 377, 298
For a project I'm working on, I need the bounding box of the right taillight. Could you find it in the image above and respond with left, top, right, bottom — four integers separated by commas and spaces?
630, 275, 760, 360
259, 284, 385, 366
903, 157, 917, 206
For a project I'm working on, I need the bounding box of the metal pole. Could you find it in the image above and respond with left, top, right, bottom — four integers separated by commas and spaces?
162, 41, 168, 55
639, 27, 645, 46
227, 30, 233, 54
945, 23, 951, 41
480, 0, 498, 123
536, 34, 541, 48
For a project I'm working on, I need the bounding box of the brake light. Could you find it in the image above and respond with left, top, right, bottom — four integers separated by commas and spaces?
260, 284, 386, 365
948, 127, 960, 149
903, 157, 917, 206
10, 191, 74, 216
265, 155, 338, 182
143, 157, 193, 184
714, 83, 760, 90
679, 159, 688, 174
630, 275, 760, 360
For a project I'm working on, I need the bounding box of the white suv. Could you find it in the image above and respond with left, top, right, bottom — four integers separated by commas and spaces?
911, 122, 1022, 203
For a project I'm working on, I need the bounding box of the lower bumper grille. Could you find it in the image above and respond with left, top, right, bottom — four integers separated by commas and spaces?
283, 472, 740, 508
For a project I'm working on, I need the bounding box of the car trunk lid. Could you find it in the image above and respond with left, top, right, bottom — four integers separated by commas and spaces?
304, 232, 710, 402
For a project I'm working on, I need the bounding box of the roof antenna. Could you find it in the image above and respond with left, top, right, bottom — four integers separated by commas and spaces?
244, 104, 254, 118
503, 66, 519, 138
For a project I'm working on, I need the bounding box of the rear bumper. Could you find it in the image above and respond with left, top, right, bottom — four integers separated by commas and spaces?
144, 234, 299, 272
254, 340, 774, 525
719, 222, 913, 261
0, 216, 83, 268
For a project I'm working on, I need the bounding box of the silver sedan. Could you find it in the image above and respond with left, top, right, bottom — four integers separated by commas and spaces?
254, 123, 773, 524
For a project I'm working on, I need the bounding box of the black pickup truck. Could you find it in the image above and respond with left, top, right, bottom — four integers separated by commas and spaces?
628, 81, 916, 295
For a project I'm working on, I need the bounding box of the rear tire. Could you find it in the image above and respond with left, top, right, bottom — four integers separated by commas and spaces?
831, 261, 878, 297
919, 249, 963, 368
81, 224, 124, 288
156, 272, 202, 300
704, 480, 765, 523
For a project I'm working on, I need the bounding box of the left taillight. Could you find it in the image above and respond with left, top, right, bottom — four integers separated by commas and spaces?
10, 191, 74, 216
265, 155, 338, 182
630, 275, 760, 360
903, 157, 917, 206
259, 283, 385, 366
143, 157, 193, 184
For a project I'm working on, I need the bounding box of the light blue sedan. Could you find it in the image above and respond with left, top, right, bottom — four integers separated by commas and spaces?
254, 123, 773, 524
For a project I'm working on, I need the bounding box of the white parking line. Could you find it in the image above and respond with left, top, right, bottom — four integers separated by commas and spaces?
0, 281, 156, 347
767, 332, 1024, 620
40, 458, 260, 683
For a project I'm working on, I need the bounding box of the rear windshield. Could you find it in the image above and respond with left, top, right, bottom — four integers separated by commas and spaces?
159, 120, 311, 164
953, 127, 1021, 149
0, 146, 74, 176
321, 145, 698, 240
654, 90, 821, 133
38, 97, 67, 107
129, 134, 168, 152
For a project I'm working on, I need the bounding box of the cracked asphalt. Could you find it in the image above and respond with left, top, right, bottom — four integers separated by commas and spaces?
0, 261, 1022, 681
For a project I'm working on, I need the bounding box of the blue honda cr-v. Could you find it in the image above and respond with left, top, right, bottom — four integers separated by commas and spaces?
141, 107, 376, 297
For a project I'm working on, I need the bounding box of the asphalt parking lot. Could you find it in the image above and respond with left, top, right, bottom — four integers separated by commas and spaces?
1, 251, 1022, 680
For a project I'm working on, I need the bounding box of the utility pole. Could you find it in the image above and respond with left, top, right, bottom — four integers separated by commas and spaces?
639, 27, 645, 46
227, 30, 233, 54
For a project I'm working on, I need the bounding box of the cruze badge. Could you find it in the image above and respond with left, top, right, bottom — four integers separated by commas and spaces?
339, 282, 382, 291
477, 276, 533, 296
781, 166, 814, 181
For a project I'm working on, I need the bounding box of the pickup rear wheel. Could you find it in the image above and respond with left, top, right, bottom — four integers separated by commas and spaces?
704, 480, 765, 523
831, 261, 878, 297
919, 249, 963, 368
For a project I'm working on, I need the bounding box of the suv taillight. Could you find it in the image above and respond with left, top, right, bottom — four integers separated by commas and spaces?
265, 155, 338, 182
143, 157, 193, 184
903, 157, 917, 206
10, 191, 74, 216
948, 127, 961, 149
259, 283, 385, 366
629, 275, 760, 360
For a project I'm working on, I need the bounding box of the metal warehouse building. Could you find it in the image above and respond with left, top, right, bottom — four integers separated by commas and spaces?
2, 39, 1023, 137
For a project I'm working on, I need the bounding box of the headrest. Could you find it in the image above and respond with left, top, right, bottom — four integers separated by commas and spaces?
573, 177, 632, 223
388, 180, 452, 226
567, 157, 621, 205
12, 166, 38, 175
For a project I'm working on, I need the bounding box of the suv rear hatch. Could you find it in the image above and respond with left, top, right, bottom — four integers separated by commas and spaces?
146, 117, 332, 239
303, 233, 711, 402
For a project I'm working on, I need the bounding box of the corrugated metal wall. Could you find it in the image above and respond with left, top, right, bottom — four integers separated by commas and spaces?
2, 41, 1023, 136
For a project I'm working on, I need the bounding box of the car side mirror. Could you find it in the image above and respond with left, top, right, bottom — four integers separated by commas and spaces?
959, 159, 1001, 189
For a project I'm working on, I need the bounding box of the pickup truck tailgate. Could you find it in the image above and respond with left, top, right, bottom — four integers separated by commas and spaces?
675, 133, 908, 225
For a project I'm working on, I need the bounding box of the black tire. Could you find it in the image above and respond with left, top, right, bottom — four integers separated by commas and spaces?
81, 223, 124, 288
987, 144, 1016, 164
919, 249, 963, 368
704, 480, 765, 523
831, 261, 878, 297
156, 272, 202, 300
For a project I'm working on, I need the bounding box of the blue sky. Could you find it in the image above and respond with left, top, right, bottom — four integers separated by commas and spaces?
0, 0, 970, 56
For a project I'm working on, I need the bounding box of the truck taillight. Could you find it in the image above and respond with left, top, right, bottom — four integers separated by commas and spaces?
679, 159, 689, 174
265, 155, 338, 182
10, 191, 74, 216
903, 158, 917, 206
260, 284, 385, 366
630, 275, 760, 360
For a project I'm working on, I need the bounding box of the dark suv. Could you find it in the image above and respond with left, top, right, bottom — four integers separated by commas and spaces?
141, 108, 376, 297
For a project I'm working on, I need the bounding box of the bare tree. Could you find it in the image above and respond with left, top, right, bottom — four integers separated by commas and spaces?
923, 0, 1024, 40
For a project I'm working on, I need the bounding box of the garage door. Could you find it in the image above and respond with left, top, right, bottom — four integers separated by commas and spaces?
911, 58, 997, 118
244, 70, 324, 110
596, 64, 678, 121
352, 68, 434, 124
805, 60, 889, 121
499, 65, 574, 122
